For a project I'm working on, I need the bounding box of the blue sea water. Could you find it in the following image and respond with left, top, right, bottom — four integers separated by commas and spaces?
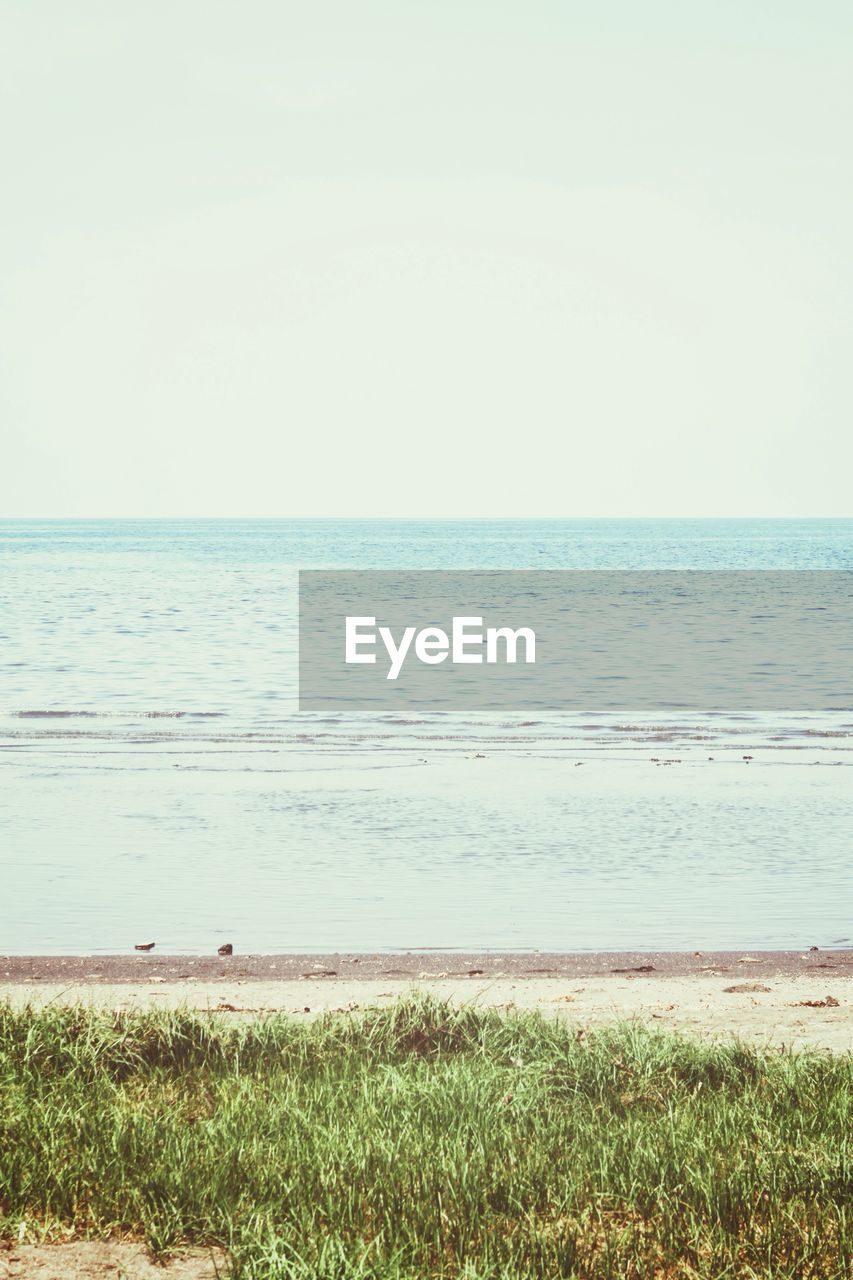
1, 518, 851, 954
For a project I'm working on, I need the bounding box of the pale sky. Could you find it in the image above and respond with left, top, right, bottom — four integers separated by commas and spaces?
2, 1, 851, 517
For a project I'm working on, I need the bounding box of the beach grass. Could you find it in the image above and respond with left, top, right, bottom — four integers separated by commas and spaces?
0, 996, 849, 1278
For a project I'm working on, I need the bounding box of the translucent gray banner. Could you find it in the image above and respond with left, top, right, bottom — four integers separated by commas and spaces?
298, 571, 853, 711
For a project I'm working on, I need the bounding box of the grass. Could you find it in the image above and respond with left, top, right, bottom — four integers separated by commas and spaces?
0, 996, 849, 1278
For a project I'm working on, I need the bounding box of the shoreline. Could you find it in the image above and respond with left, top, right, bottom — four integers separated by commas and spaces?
3, 952, 850, 1053
3, 949, 851, 983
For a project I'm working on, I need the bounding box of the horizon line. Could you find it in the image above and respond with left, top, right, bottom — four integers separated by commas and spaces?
2, 514, 852, 523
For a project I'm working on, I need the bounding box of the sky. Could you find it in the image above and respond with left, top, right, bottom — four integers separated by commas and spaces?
1, 1, 851, 518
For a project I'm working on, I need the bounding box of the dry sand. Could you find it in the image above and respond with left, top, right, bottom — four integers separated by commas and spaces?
2, 951, 850, 1053
0, 1242, 226, 1279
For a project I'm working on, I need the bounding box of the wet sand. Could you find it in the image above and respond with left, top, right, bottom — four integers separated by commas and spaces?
4, 949, 851, 984
3, 952, 850, 1053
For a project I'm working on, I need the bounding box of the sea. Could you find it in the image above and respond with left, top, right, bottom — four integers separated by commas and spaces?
1, 518, 851, 954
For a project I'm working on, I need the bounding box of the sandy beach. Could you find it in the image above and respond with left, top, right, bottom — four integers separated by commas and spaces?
4, 951, 850, 1053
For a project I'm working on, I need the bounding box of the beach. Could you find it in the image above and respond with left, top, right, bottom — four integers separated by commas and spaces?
5, 0, 853, 1263
3, 950, 850, 1053
3, 521, 852, 1277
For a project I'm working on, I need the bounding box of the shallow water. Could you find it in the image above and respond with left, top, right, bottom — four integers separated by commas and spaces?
2, 519, 851, 953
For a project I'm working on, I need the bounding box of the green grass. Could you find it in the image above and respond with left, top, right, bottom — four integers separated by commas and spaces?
0, 997, 849, 1278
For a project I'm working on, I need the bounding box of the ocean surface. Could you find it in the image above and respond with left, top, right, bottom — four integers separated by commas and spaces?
2, 518, 851, 954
